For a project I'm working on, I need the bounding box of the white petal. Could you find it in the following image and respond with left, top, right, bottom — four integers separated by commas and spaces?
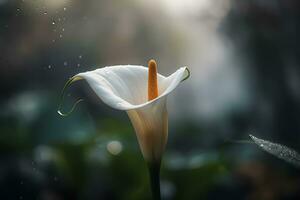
127, 97, 168, 163
73, 65, 189, 110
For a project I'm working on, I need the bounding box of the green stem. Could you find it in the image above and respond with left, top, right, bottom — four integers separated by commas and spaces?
148, 163, 161, 200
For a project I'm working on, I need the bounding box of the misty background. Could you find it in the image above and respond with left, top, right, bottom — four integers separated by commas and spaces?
0, 0, 300, 199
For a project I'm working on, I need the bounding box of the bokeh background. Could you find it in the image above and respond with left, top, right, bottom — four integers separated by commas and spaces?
1, 0, 300, 199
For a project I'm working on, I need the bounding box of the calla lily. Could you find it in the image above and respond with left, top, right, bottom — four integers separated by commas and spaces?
58, 60, 189, 199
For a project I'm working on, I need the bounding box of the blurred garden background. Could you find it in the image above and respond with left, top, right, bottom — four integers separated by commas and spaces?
1, 0, 300, 199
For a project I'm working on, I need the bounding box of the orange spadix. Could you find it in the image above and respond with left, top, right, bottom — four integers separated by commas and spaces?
148, 59, 159, 101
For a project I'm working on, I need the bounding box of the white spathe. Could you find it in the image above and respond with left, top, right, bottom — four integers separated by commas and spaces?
72, 65, 189, 163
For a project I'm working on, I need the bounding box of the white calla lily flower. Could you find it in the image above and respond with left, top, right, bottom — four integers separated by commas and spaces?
60, 63, 189, 164
59, 60, 189, 200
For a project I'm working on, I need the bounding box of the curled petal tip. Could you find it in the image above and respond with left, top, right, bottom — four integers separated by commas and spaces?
181, 67, 190, 82
57, 76, 83, 117
57, 99, 84, 117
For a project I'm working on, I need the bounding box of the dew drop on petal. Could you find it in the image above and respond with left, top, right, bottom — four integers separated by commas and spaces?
59, 34, 63, 38
43, 11, 47, 15
79, 55, 82, 59
48, 65, 51, 69
63, 61, 67, 66
52, 20, 56, 25
63, 7, 66, 11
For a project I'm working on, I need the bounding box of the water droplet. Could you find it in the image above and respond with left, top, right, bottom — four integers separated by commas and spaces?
59, 34, 63, 38
78, 55, 82, 59
48, 65, 51, 69
63, 7, 66, 11
52, 20, 56, 25
52, 39, 56, 43
43, 11, 47, 15
260, 144, 264, 147
58, 18, 61, 22
16, 8, 20, 12
77, 63, 80, 67
63, 61, 68, 66
62, 28, 65, 32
